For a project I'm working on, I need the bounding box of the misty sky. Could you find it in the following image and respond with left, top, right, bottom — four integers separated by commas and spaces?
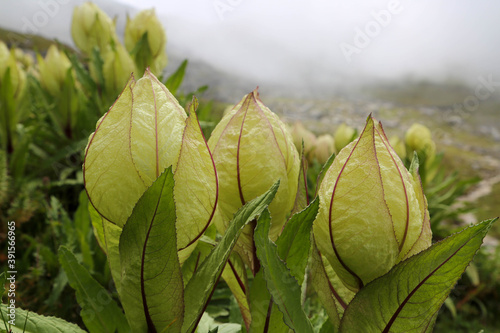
1, 0, 499, 87
116, 0, 500, 86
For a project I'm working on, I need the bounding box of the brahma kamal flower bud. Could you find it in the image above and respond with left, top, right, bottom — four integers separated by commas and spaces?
125, 9, 167, 75
405, 123, 432, 153
71, 2, 118, 54
13, 48, 34, 71
405, 123, 437, 170
208, 89, 300, 270
0, 50, 27, 101
37, 45, 72, 96
334, 123, 356, 152
102, 42, 137, 94
312, 134, 335, 165
84, 69, 218, 263
313, 115, 431, 292
291, 121, 317, 159
0, 41, 8, 63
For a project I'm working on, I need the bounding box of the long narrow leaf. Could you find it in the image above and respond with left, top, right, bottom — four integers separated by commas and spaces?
119, 168, 184, 333
248, 271, 289, 333
0, 304, 86, 333
182, 181, 280, 333
221, 252, 251, 330
164, 60, 188, 95
254, 210, 314, 333
58, 246, 130, 333
276, 199, 319, 285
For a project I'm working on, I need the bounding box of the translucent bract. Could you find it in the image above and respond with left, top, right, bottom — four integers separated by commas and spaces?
314, 116, 431, 292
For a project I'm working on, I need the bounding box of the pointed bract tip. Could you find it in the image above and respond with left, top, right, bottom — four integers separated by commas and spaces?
252, 86, 260, 99
187, 96, 199, 116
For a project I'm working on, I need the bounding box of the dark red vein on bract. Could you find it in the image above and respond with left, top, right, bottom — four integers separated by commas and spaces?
236, 95, 252, 206
140, 177, 167, 333
317, 249, 348, 310
382, 237, 475, 333
328, 122, 372, 290
84, 75, 136, 226
228, 258, 246, 295
178, 111, 219, 251
376, 123, 410, 252
251, 91, 287, 168
147, 70, 160, 179
193, 252, 201, 275
190, 274, 223, 333
263, 299, 273, 332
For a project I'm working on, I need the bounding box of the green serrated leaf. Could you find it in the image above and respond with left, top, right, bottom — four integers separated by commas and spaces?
58, 246, 130, 333
89, 203, 123, 293
309, 239, 354, 330
182, 181, 279, 333
339, 218, 497, 333
221, 252, 251, 330
182, 239, 214, 287
254, 209, 314, 333
315, 151, 335, 196
248, 270, 289, 333
276, 199, 319, 285
165, 60, 187, 95
119, 168, 184, 333
290, 149, 309, 215
0, 304, 86, 333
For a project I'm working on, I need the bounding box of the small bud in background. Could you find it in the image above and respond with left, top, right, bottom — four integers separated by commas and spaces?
405, 123, 437, 179
405, 123, 432, 153
71, 2, 118, 54
312, 134, 335, 165
291, 121, 317, 158
334, 123, 356, 152
389, 135, 406, 160
0, 41, 8, 61
13, 48, 34, 71
208, 89, 300, 271
102, 42, 137, 94
125, 9, 167, 75
37, 45, 72, 96
0, 50, 27, 100
314, 116, 431, 292
0, 42, 10, 75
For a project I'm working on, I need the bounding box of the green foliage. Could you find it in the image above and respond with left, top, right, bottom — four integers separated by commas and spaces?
425, 168, 480, 236
1, 3, 498, 332
0, 304, 86, 333
164, 59, 187, 96
340, 218, 496, 332
119, 168, 183, 333
254, 209, 314, 333
248, 271, 289, 333
58, 246, 129, 333
182, 181, 279, 333
276, 198, 319, 285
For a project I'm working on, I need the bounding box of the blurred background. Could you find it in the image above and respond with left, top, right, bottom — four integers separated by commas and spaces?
0, 1, 499, 331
